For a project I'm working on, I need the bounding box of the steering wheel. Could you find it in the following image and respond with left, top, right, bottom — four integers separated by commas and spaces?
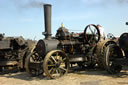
84, 24, 100, 45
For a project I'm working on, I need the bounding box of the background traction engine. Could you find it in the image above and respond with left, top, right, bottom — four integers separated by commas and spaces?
0, 34, 35, 72
25, 4, 101, 79
103, 31, 128, 74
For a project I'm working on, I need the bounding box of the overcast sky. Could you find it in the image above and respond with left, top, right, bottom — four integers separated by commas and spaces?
0, 0, 128, 40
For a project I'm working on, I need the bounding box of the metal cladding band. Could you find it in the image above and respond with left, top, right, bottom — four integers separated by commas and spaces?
44, 4, 52, 39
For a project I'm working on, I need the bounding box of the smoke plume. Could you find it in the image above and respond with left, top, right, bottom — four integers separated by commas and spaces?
82, 0, 128, 6
117, 0, 128, 4
12, 0, 45, 9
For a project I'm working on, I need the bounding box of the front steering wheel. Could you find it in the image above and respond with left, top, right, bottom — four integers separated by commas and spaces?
84, 24, 100, 45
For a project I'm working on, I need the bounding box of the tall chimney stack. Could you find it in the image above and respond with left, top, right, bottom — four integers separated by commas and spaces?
43, 4, 52, 39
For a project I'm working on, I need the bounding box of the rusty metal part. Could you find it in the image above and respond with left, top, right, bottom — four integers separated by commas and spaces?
43, 50, 69, 79
25, 50, 43, 76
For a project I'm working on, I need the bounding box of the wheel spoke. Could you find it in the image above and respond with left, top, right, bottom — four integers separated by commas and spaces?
48, 64, 56, 67
89, 25, 94, 34
56, 52, 59, 56
49, 67, 54, 73
56, 69, 59, 74
58, 68, 62, 75
63, 57, 66, 61
31, 55, 36, 61
94, 29, 96, 34
60, 67, 67, 71
35, 53, 40, 61
51, 56, 57, 64
62, 57, 66, 63
51, 68, 56, 74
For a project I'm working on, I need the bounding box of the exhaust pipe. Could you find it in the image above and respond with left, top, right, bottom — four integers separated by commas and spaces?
43, 4, 52, 39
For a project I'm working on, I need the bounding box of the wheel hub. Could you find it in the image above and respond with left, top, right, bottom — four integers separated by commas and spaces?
56, 63, 61, 68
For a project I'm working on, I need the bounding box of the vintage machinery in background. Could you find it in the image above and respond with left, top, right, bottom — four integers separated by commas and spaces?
103, 23, 128, 74
0, 34, 35, 72
25, 4, 106, 79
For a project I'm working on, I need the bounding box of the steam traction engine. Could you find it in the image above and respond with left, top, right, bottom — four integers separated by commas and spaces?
0, 34, 35, 72
25, 4, 102, 79
103, 23, 128, 74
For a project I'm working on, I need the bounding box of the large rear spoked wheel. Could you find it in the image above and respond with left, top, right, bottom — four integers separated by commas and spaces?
103, 44, 123, 74
43, 50, 69, 79
25, 51, 43, 76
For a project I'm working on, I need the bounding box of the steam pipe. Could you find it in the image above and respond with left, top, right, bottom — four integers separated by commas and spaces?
43, 4, 52, 39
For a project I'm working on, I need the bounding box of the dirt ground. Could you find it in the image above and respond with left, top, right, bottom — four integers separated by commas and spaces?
0, 66, 128, 85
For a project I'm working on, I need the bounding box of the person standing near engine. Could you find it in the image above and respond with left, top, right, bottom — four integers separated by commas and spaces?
97, 24, 105, 40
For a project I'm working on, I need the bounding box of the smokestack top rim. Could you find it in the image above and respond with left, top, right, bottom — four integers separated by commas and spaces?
44, 4, 52, 6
